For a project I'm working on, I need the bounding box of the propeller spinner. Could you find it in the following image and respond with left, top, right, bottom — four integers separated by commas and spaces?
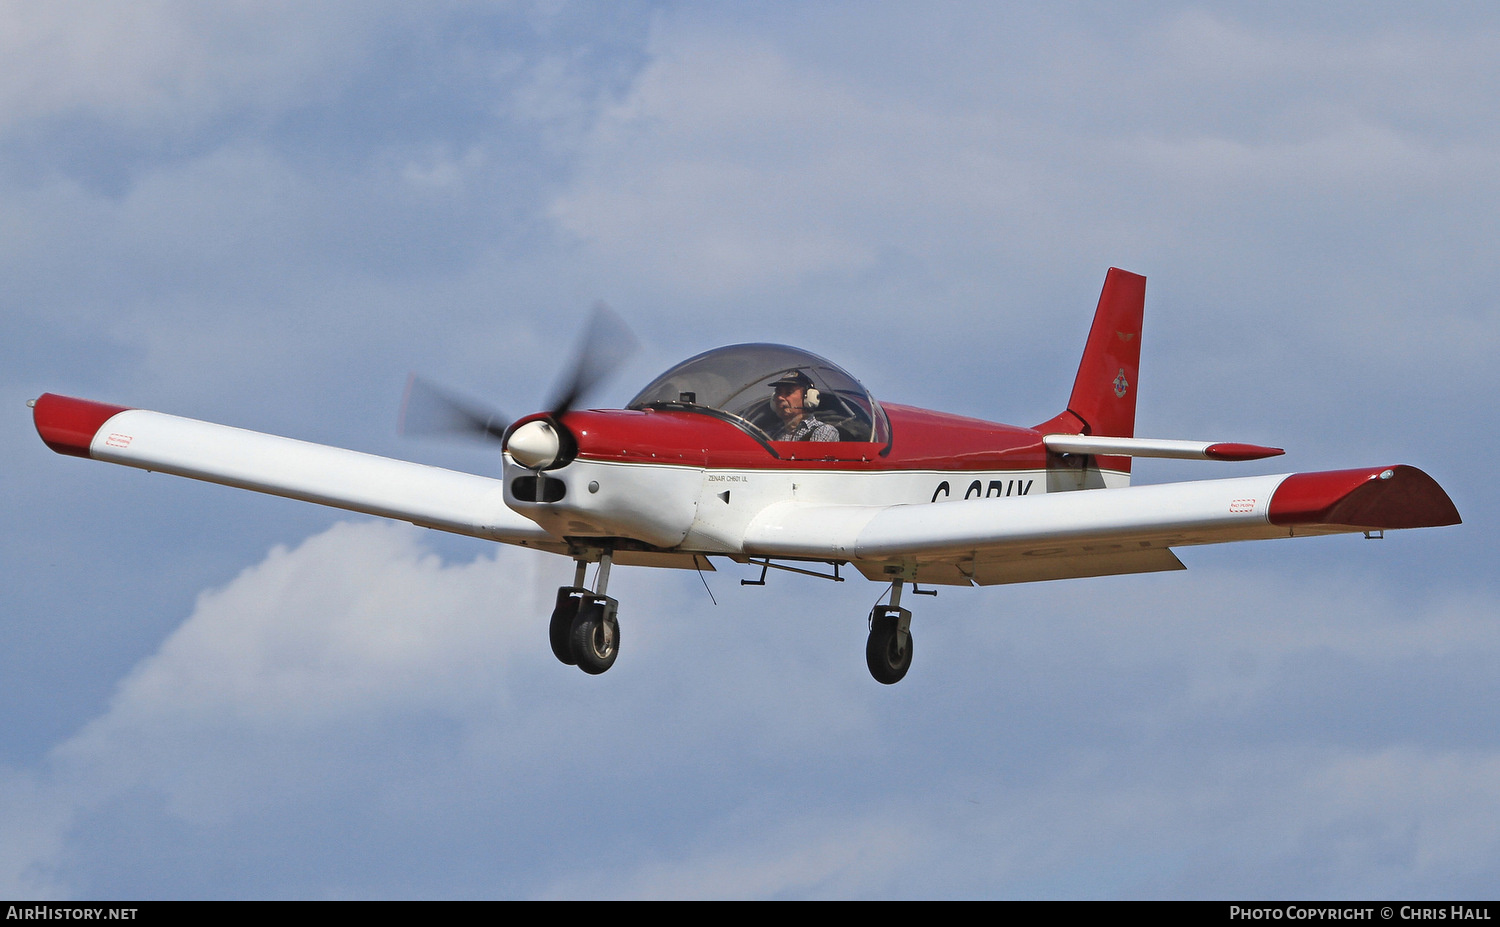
506, 419, 563, 469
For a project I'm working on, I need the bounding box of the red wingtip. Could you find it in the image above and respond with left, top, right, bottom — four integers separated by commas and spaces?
32, 393, 132, 458
1269, 465, 1461, 530
1204, 442, 1286, 461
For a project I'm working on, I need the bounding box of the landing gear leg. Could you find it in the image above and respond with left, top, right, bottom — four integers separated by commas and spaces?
866, 580, 913, 685
569, 550, 621, 675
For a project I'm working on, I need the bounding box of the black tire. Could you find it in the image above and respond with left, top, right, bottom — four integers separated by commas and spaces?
571, 601, 620, 675
549, 593, 581, 665
866, 613, 912, 685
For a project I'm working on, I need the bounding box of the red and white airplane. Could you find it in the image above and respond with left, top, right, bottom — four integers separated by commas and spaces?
32, 269, 1460, 684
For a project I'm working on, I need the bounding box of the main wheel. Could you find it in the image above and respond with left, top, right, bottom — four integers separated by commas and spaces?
866, 613, 912, 685
549, 591, 582, 665
571, 601, 620, 675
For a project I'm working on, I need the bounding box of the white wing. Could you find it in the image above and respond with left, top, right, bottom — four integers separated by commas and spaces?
742, 466, 1460, 586
34, 393, 558, 550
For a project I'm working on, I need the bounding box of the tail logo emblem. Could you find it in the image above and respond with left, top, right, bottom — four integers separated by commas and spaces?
1112, 368, 1130, 398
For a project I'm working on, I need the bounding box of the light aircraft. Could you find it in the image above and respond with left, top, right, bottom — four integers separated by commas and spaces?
31, 269, 1461, 684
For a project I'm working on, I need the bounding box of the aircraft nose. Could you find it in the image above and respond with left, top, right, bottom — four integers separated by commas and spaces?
506, 419, 561, 469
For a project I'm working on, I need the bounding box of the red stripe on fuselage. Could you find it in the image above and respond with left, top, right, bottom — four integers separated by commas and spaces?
551, 404, 1049, 472
878, 403, 1047, 470
33, 393, 133, 459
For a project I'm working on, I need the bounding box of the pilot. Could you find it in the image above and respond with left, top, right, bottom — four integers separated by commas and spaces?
769, 370, 838, 441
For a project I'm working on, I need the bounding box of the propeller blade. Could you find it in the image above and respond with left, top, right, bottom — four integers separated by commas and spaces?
546, 302, 639, 418
398, 374, 510, 443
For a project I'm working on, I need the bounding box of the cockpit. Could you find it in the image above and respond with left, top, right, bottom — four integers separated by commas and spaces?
627, 344, 891, 445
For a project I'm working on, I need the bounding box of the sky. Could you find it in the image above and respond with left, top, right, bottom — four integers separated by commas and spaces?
2, 0, 1496, 899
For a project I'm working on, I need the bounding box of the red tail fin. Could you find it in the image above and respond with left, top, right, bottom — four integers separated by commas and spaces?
1037, 268, 1145, 440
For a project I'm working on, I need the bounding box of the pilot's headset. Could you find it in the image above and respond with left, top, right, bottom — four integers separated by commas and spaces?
773, 370, 820, 408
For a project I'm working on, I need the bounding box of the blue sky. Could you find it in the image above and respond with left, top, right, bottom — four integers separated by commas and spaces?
2, 1, 1496, 898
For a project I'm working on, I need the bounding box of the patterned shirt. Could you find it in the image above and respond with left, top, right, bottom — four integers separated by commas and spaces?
773, 416, 839, 442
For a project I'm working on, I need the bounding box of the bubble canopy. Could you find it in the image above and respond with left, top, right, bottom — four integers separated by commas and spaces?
627, 343, 891, 444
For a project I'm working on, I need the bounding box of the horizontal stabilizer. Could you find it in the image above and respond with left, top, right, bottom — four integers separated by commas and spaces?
1043, 435, 1285, 461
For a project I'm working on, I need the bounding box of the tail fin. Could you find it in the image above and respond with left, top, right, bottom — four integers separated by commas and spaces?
1036, 267, 1145, 439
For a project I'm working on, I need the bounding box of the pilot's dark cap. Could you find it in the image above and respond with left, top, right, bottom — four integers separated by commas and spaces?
770, 370, 815, 390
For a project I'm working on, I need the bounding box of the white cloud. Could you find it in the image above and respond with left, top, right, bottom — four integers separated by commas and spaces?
541, 812, 916, 899
0, 0, 474, 137
549, 29, 1047, 299
0, 521, 556, 892
53, 522, 553, 819
1153, 10, 1500, 137
0, 767, 72, 898
0, 0, 411, 134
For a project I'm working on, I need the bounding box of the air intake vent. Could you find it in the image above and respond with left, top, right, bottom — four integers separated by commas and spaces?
511, 475, 566, 503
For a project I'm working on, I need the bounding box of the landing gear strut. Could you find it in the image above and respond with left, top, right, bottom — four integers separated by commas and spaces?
550, 552, 620, 675
866, 580, 913, 685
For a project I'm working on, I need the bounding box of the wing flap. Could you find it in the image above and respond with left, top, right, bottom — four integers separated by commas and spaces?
970, 547, 1186, 586
850, 559, 976, 587
33, 393, 555, 546
852, 548, 1186, 587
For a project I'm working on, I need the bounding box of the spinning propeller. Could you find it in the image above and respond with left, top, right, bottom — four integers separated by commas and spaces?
398, 376, 509, 442
399, 303, 637, 470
